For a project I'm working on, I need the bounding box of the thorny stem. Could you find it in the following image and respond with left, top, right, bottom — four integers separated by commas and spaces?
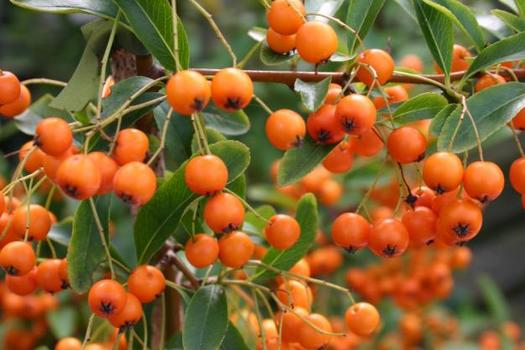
148, 108, 173, 166
89, 198, 115, 279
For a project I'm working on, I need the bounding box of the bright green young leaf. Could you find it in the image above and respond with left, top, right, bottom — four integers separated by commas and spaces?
134, 140, 251, 263
183, 285, 228, 350
294, 77, 331, 112
277, 137, 336, 186
67, 196, 111, 293
260, 42, 296, 66
429, 103, 459, 136
464, 31, 525, 79
47, 306, 77, 338
15, 94, 71, 135
393, 92, 448, 124
346, 0, 386, 54
220, 322, 250, 350
515, 0, 525, 17
203, 108, 251, 136
413, 0, 454, 79
253, 194, 318, 283
437, 82, 525, 153
9, 0, 118, 18
492, 9, 525, 32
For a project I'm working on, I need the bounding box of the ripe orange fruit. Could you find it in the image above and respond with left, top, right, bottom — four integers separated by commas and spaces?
113, 162, 157, 205
450, 246, 472, 269
218, 231, 254, 268
185, 155, 228, 195
335, 94, 377, 135
373, 85, 409, 110
41, 145, 77, 181
87, 152, 119, 195
412, 186, 436, 208
127, 265, 165, 303
451, 44, 471, 72
36, 259, 64, 293
298, 313, 333, 349
356, 49, 395, 86
0, 84, 31, 118
276, 280, 312, 309
436, 199, 483, 245
352, 128, 384, 157
276, 307, 308, 343
318, 179, 343, 205
332, 213, 370, 252
369, 218, 409, 257
510, 157, 525, 193
55, 337, 82, 350
512, 107, 525, 130
0, 71, 21, 104
463, 161, 505, 202
400, 54, 424, 73
345, 302, 380, 337
203, 192, 245, 233
12, 204, 51, 241
307, 104, 345, 144
88, 279, 127, 317
387, 126, 427, 164
211, 68, 253, 111
325, 83, 342, 105
35, 117, 73, 156
108, 292, 143, 330
423, 152, 464, 193
265, 109, 306, 151
185, 234, 219, 268
402, 206, 437, 247
5, 267, 37, 295
266, 28, 296, 54
265, 214, 301, 250
19, 141, 44, 173
475, 73, 505, 92
166, 70, 211, 116
301, 166, 331, 193
296, 21, 338, 64
0, 241, 35, 276
112, 128, 149, 165
322, 140, 353, 173
266, 0, 305, 35
56, 154, 102, 200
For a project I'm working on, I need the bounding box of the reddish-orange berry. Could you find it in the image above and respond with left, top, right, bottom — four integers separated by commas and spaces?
437, 199, 483, 245
451, 44, 471, 72
36, 259, 64, 293
512, 107, 525, 130
218, 231, 254, 268
0, 71, 21, 105
56, 154, 102, 200
35, 117, 73, 156
11, 204, 51, 241
128, 265, 165, 303
55, 337, 82, 350
423, 152, 464, 193
6, 267, 37, 295
112, 128, 149, 165
296, 21, 338, 64
352, 128, 384, 157
510, 157, 525, 194
166, 70, 211, 116
108, 292, 143, 330
373, 85, 409, 110
204, 192, 245, 233
318, 178, 343, 205
265, 214, 301, 250
185, 155, 228, 195
332, 213, 370, 252
345, 302, 380, 337
475, 73, 505, 92
266, 0, 305, 35
59, 259, 69, 287
450, 246, 472, 269
19, 141, 44, 173
298, 313, 332, 349
87, 152, 119, 195
88, 279, 127, 317
276, 280, 312, 309
0, 84, 31, 118
266, 28, 296, 54
402, 206, 437, 247
322, 141, 353, 173
0, 241, 35, 276
41, 145, 76, 181
113, 162, 157, 206
265, 109, 306, 151
325, 83, 342, 105
185, 234, 220, 268
211, 68, 253, 111
369, 218, 409, 258
356, 49, 395, 86
307, 104, 345, 144
412, 186, 436, 208
387, 126, 427, 164
400, 54, 424, 73
335, 94, 377, 135
463, 161, 505, 202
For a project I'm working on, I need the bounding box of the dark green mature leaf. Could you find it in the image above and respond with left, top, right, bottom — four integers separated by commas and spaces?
67, 196, 111, 293
115, 0, 189, 71
277, 137, 336, 186
260, 42, 296, 66
294, 78, 331, 112
253, 194, 318, 283
429, 104, 459, 136
203, 108, 251, 136
464, 31, 525, 79
429, 0, 485, 52
413, 0, 454, 79
346, 0, 386, 54
47, 306, 77, 338
134, 140, 251, 263
220, 322, 250, 350
183, 285, 228, 350
437, 83, 525, 152
154, 103, 193, 165
492, 9, 525, 32
9, 0, 118, 18
15, 94, 71, 135
191, 128, 226, 153
393, 92, 448, 124
305, 0, 343, 17
479, 276, 509, 324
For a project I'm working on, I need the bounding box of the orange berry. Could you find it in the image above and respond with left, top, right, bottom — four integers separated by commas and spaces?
423, 152, 464, 193
41, 145, 76, 181
55, 337, 82, 350
475, 73, 505, 92
0, 71, 21, 104
88, 279, 127, 317
204, 192, 245, 233
463, 161, 505, 202
265, 109, 306, 151
185, 234, 219, 268
211, 68, 253, 111
276, 280, 312, 309
0, 84, 31, 118
127, 265, 165, 303
266, 0, 305, 35
373, 85, 409, 110
436, 199, 483, 245
345, 302, 380, 337
35, 117, 73, 156
402, 206, 437, 247
218, 231, 254, 268
369, 218, 409, 258
301, 166, 331, 193
400, 54, 424, 73
6, 267, 37, 295
318, 178, 343, 205
113, 162, 157, 205
356, 49, 395, 86
185, 155, 228, 195
322, 140, 353, 173
510, 157, 525, 194
352, 128, 384, 157
266, 28, 296, 54
450, 246, 472, 269
276, 307, 308, 343
307, 104, 345, 144
296, 21, 338, 64
335, 94, 377, 135
332, 213, 370, 252
265, 214, 301, 250
166, 70, 210, 116
387, 126, 427, 164
18, 141, 44, 173
0, 241, 35, 276
36, 259, 64, 293
12, 204, 51, 241
108, 292, 143, 330
325, 83, 342, 105
87, 152, 119, 195
512, 107, 525, 130
451, 44, 471, 72
56, 154, 102, 200
112, 128, 149, 165
298, 313, 332, 349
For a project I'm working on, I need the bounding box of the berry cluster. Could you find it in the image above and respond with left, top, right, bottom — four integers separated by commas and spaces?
0, 70, 31, 118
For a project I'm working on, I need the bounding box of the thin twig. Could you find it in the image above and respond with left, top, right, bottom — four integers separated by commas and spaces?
89, 198, 115, 279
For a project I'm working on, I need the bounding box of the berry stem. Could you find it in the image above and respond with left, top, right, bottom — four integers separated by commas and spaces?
171, 0, 181, 72
251, 289, 269, 350
510, 121, 525, 157
159, 293, 166, 350
462, 96, 484, 161
88, 198, 116, 280
46, 238, 57, 259
223, 188, 271, 223
80, 313, 96, 350
148, 107, 173, 166
355, 158, 388, 218
142, 313, 149, 350
237, 41, 263, 69
21, 78, 67, 87
167, 250, 200, 289
305, 13, 364, 49
253, 94, 274, 115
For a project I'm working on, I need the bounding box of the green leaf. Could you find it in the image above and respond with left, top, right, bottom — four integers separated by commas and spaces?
114, 0, 189, 71
428, 0, 485, 52
294, 78, 331, 112
464, 31, 525, 79
429, 104, 459, 136
67, 196, 111, 293
228, 174, 247, 199
394, 0, 418, 22
413, 0, 454, 79
15, 94, 71, 135
47, 306, 77, 338
479, 276, 509, 324
154, 103, 193, 165
305, 0, 344, 18
253, 194, 318, 283
392, 92, 448, 124
220, 322, 250, 350
203, 108, 251, 136
346, 0, 386, 54
183, 285, 228, 350
500, 0, 519, 13
260, 42, 296, 66
134, 140, 251, 263
437, 82, 525, 152
9, 0, 118, 18
492, 9, 525, 32
277, 137, 336, 186
191, 128, 226, 153
242, 205, 276, 237
48, 218, 74, 246
248, 27, 266, 42
515, 0, 525, 17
